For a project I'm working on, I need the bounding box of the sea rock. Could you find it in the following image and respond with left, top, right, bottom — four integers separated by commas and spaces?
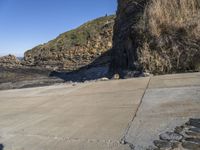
0, 54, 21, 67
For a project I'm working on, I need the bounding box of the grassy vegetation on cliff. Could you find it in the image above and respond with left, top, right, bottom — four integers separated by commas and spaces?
137, 0, 200, 73
24, 15, 115, 70
48, 15, 115, 48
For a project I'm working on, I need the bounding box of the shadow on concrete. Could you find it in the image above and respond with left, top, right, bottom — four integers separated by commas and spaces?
49, 50, 112, 82
0, 144, 4, 150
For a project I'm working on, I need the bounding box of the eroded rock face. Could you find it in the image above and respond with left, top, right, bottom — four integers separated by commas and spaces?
110, 0, 200, 76
0, 54, 21, 67
24, 15, 115, 71
110, 0, 148, 75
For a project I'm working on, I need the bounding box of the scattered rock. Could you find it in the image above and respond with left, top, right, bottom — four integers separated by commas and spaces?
190, 127, 200, 133
185, 138, 200, 144
153, 140, 172, 149
159, 132, 183, 141
187, 118, 200, 128
174, 126, 184, 134
112, 74, 120, 80
146, 145, 159, 150
182, 141, 200, 149
186, 130, 200, 137
171, 141, 180, 149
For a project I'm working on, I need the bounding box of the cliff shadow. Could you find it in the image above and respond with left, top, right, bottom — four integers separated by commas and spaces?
49, 50, 112, 82
0, 144, 4, 150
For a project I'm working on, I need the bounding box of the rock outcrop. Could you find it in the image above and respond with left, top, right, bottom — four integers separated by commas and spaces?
24, 15, 115, 71
0, 54, 21, 67
110, 0, 200, 76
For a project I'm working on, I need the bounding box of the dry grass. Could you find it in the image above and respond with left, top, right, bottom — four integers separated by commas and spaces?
146, 0, 200, 38
137, 0, 200, 74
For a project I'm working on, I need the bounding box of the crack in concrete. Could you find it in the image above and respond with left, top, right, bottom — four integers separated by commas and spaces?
120, 77, 152, 149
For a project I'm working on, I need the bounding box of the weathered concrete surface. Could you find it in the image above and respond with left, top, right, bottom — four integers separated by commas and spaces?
149, 72, 200, 88
124, 72, 200, 149
0, 72, 200, 150
0, 78, 149, 150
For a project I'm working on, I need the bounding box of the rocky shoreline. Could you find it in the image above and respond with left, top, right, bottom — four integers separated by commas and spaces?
0, 53, 109, 90
0, 66, 64, 90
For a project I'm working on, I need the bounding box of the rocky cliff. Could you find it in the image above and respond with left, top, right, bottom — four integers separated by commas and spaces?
110, 0, 200, 76
24, 15, 115, 71
0, 54, 21, 67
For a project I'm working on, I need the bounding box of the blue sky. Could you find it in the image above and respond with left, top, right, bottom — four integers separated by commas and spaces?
0, 0, 117, 56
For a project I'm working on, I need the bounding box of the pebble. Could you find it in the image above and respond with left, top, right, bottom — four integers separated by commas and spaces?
112, 74, 120, 80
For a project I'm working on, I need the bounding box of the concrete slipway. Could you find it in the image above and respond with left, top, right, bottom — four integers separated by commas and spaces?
0, 72, 199, 150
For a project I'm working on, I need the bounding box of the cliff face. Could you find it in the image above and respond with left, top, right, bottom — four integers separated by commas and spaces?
110, 0, 200, 76
110, 0, 148, 74
24, 15, 115, 71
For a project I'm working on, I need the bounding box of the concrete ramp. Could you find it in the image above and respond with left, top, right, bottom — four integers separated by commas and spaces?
125, 73, 200, 149
0, 72, 200, 150
0, 78, 149, 150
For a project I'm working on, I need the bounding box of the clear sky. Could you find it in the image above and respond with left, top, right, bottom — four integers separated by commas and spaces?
0, 0, 117, 57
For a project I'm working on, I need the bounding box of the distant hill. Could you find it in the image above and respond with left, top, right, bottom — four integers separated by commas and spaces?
17, 57, 23, 61
24, 15, 115, 71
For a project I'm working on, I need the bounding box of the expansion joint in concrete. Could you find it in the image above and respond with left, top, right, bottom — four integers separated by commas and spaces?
120, 77, 151, 149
